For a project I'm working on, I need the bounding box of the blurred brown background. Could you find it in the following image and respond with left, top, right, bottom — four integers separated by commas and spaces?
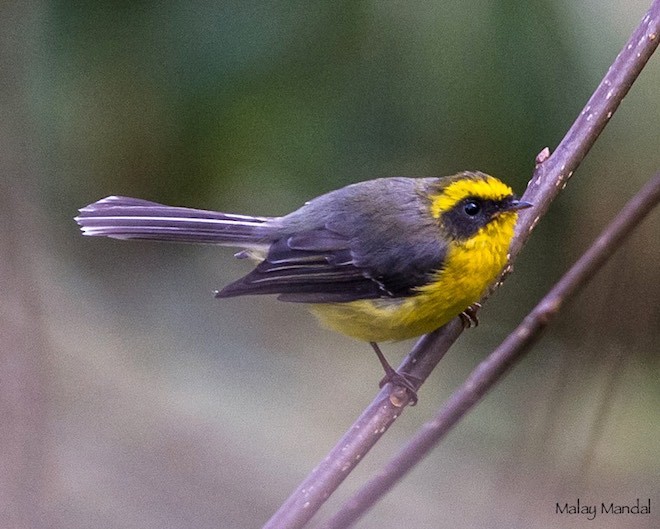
1, 1, 658, 528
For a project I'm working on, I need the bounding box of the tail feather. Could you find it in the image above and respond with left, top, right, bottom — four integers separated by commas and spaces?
75, 196, 274, 247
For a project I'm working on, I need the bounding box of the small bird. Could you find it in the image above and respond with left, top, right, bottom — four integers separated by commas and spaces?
76, 171, 531, 400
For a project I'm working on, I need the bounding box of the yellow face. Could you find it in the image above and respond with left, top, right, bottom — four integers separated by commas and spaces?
429, 175, 515, 220
424, 174, 522, 251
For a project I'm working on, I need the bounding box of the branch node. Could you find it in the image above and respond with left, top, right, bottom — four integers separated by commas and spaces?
536, 298, 562, 325
535, 147, 551, 165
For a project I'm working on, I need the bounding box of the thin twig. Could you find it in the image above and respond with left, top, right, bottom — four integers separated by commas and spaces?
323, 173, 660, 528
509, 1, 660, 259
262, 2, 660, 528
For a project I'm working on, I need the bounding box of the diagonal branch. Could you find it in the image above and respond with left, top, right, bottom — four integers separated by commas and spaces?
323, 173, 660, 528
261, 2, 660, 528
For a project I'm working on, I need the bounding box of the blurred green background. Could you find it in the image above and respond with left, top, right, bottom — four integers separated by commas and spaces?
2, 1, 658, 528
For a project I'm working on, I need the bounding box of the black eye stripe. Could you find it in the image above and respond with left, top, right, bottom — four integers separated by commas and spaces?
441, 196, 512, 241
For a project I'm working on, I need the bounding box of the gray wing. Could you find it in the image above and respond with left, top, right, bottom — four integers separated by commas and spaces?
216, 177, 447, 303
216, 230, 383, 302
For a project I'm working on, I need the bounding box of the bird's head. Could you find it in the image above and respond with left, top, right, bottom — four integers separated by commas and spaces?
428, 171, 532, 242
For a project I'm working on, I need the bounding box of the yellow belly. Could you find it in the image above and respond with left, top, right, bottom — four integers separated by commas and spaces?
309, 218, 514, 342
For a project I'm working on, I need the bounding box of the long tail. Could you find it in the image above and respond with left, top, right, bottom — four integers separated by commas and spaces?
75, 196, 274, 247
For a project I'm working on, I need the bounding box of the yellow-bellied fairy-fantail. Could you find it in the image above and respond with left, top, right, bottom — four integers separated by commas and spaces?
76, 171, 531, 398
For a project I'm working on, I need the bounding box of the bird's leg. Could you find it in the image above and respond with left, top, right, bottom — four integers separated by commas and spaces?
459, 302, 481, 328
369, 342, 420, 405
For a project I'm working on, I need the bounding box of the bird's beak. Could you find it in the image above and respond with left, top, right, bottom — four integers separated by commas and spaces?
504, 198, 533, 212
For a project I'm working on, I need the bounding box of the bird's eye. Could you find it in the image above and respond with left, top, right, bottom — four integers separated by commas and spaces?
464, 200, 481, 216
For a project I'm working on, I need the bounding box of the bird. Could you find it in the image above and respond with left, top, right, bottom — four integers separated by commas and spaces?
75, 171, 531, 401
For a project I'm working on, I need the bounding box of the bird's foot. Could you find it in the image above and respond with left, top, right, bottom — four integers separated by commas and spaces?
370, 342, 420, 405
459, 302, 481, 328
